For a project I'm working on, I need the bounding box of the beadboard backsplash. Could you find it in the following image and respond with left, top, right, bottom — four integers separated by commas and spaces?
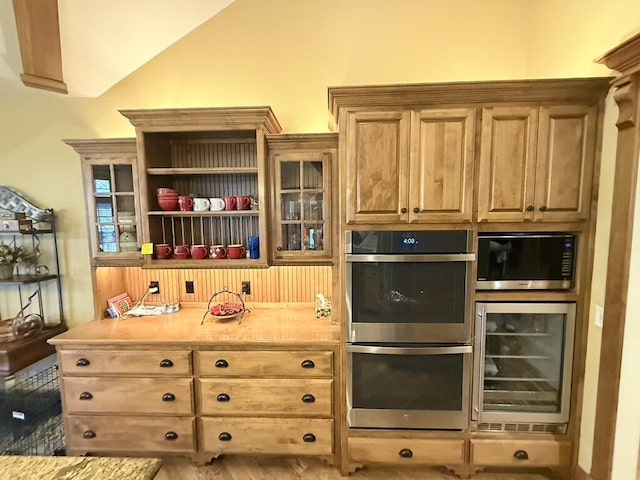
95, 266, 332, 314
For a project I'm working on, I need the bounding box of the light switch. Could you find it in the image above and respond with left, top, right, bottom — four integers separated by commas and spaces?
595, 305, 604, 328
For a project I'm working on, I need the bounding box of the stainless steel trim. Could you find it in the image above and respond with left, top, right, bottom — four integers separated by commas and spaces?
350, 323, 471, 344
345, 231, 353, 254
346, 253, 476, 263
347, 344, 472, 355
476, 279, 572, 290
478, 234, 574, 239
471, 304, 486, 421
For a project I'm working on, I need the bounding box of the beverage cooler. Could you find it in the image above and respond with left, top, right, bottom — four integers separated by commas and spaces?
472, 302, 575, 433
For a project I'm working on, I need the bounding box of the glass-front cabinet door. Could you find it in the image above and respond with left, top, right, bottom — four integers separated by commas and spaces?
267, 134, 337, 264
66, 139, 142, 266
473, 302, 576, 429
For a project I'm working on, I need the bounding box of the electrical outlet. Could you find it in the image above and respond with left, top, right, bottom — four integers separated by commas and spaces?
149, 281, 160, 294
185, 281, 194, 294
595, 305, 604, 328
241, 281, 251, 295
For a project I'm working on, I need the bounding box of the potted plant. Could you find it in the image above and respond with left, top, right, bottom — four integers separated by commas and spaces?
0, 243, 34, 279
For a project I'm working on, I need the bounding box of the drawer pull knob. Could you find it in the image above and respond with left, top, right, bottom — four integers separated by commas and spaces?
526, 205, 534, 212
399, 448, 413, 459
159, 359, 174, 368
539, 205, 548, 212
301, 360, 315, 369
165, 431, 178, 441
215, 359, 229, 368
83, 430, 96, 439
514, 450, 529, 460
400, 207, 408, 214
219, 432, 232, 441
76, 358, 90, 367
162, 393, 176, 402
217, 393, 230, 402
79, 392, 93, 401
413, 207, 419, 213
302, 433, 316, 443
302, 394, 315, 403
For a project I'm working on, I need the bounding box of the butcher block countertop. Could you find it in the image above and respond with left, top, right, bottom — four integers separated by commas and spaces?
48, 304, 340, 347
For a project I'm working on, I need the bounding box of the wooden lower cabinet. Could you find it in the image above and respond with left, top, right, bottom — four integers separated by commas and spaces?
349, 437, 465, 466
66, 415, 196, 454
470, 438, 571, 467
201, 417, 333, 455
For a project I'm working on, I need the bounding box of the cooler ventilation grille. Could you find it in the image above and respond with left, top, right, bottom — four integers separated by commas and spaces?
476, 422, 566, 434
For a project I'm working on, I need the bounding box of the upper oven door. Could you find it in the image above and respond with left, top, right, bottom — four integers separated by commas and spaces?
346, 253, 475, 343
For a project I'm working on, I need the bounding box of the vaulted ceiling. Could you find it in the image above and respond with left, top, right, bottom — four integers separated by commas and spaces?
1, 0, 235, 97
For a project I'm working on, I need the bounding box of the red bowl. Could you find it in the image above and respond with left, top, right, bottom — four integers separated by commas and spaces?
158, 200, 179, 211
157, 188, 179, 196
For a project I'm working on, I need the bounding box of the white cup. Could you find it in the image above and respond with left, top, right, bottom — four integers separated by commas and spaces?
209, 197, 226, 211
193, 198, 210, 211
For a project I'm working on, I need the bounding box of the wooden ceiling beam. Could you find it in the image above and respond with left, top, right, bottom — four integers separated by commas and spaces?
12, 0, 67, 94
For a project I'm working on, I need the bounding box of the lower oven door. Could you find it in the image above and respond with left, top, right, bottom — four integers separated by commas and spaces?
347, 344, 471, 430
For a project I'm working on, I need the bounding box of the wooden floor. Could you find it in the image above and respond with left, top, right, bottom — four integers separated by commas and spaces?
155, 456, 552, 480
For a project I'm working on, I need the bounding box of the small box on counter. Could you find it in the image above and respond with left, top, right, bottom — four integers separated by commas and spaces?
1, 219, 33, 232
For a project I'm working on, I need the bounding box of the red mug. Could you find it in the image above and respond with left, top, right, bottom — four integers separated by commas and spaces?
210, 245, 227, 259
155, 244, 172, 259
178, 196, 194, 211
235, 195, 251, 210
191, 245, 208, 260
224, 196, 237, 210
174, 245, 190, 259
227, 244, 246, 260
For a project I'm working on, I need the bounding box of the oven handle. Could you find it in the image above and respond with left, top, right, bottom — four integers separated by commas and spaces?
345, 254, 476, 263
346, 345, 472, 355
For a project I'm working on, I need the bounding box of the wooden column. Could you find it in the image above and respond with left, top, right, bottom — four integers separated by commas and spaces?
591, 33, 640, 480
12, 0, 67, 94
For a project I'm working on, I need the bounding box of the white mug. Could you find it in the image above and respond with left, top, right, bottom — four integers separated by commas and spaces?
193, 198, 210, 211
209, 197, 226, 211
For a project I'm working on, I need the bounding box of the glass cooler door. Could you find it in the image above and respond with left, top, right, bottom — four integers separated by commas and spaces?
474, 302, 576, 424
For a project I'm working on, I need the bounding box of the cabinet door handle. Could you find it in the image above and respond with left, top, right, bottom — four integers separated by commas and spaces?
76, 358, 90, 367
276, 246, 282, 251
215, 359, 229, 368
162, 393, 176, 402
526, 205, 534, 212
218, 432, 232, 442
302, 433, 316, 443
165, 431, 178, 441
79, 392, 93, 401
539, 205, 548, 212
399, 448, 413, 459
159, 359, 174, 368
400, 207, 407, 214
413, 207, 419, 213
217, 393, 230, 402
302, 394, 315, 403
83, 430, 96, 439
301, 359, 315, 369
514, 450, 529, 460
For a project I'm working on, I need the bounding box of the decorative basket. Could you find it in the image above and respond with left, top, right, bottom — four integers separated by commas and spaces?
0, 263, 14, 280
202, 286, 249, 325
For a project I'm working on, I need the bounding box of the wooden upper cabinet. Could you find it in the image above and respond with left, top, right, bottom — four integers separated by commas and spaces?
478, 104, 597, 223
410, 108, 475, 222
478, 107, 538, 222
344, 110, 410, 224
534, 105, 597, 222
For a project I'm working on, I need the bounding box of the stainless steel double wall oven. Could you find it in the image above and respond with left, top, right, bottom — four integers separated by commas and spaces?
346, 230, 475, 430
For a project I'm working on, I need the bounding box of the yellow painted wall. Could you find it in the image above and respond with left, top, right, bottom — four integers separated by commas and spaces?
1, 0, 640, 474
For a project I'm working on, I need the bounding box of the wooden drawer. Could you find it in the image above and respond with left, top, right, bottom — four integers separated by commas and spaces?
201, 417, 333, 455
198, 350, 333, 377
470, 439, 571, 467
199, 378, 332, 416
349, 437, 465, 465
63, 377, 193, 414
59, 349, 192, 375
66, 415, 195, 453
